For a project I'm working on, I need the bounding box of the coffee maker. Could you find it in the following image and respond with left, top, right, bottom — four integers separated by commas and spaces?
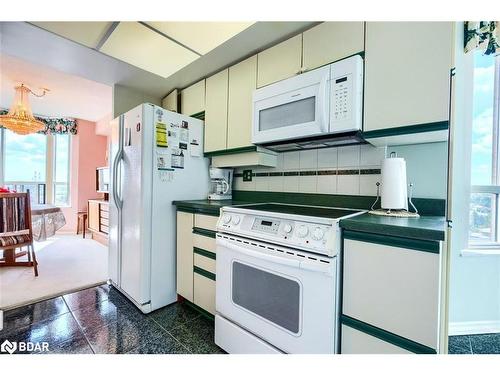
208, 167, 233, 200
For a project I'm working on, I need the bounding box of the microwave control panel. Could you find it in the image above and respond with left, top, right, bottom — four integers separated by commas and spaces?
329, 55, 364, 133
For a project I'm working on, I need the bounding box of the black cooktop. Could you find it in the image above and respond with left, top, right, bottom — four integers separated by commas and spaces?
235, 203, 364, 219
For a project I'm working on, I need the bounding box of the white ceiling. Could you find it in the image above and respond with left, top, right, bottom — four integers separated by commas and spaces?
31, 21, 254, 79
1, 22, 317, 100
0, 54, 112, 122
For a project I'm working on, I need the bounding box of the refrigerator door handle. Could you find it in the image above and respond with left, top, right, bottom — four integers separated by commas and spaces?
112, 150, 123, 210
446, 69, 455, 223
112, 116, 125, 210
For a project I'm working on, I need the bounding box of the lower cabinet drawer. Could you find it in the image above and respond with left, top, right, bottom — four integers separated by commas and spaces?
100, 218, 109, 226
194, 214, 219, 232
193, 271, 216, 315
193, 233, 216, 252
100, 203, 109, 213
194, 252, 216, 274
100, 224, 109, 234
341, 324, 411, 354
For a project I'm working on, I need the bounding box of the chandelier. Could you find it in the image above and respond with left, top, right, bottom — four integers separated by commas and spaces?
0, 84, 49, 135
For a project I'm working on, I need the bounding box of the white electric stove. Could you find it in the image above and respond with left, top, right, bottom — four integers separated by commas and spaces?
214, 203, 365, 354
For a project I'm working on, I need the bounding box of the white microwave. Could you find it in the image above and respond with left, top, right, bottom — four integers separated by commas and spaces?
252, 55, 363, 149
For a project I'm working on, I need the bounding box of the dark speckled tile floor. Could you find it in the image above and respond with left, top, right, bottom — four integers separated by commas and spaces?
449, 334, 500, 354
0, 284, 225, 354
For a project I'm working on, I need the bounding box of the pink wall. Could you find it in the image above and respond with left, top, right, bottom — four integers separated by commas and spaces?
60, 119, 108, 232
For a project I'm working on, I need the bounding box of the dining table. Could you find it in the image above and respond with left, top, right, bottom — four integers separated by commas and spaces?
31, 204, 66, 241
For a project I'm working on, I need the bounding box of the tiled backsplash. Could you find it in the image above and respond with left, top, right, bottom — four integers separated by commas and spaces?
234, 144, 386, 196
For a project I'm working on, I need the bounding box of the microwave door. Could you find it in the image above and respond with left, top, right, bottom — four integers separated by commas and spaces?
252, 66, 330, 145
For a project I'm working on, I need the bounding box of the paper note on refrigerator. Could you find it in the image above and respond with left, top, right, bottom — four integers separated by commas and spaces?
189, 120, 202, 157
155, 122, 168, 148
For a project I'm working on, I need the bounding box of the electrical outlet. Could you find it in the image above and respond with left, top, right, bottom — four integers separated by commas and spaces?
243, 170, 253, 182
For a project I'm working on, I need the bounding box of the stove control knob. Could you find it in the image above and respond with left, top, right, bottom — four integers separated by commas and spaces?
297, 225, 309, 238
222, 214, 232, 224
232, 216, 240, 225
283, 224, 293, 234
312, 227, 325, 241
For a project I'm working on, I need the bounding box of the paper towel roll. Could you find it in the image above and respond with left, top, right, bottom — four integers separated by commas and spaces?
381, 156, 408, 210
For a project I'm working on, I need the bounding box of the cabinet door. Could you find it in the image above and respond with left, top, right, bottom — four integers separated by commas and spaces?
88, 201, 100, 232
204, 69, 229, 152
194, 272, 216, 315
180, 80, 205, 116
257, 34, 302, 88
364, 22, 453, 131
343, 237, 440, 350
341, 324, 411, 354
176, 211, 194, 302
302, 22, 365, 70
227, 55, 257, 149
162, 89, 178, 112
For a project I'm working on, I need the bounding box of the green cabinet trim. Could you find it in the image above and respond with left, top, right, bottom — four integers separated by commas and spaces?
343, 230, 440, 254
204, 146, 257, 157
192, 227, 217, 238
190, 111, 205, 120
194, 247, 216, 260
362, 121, 449, 139
184, 300, 215, 320
193, 266, 216, 281
341, 315, 436, 354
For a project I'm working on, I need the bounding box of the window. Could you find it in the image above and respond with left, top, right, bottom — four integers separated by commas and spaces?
0, 128, 71, 206
2, 129, 47, 205
469, 51, 500, 246
53, 134, 70, 206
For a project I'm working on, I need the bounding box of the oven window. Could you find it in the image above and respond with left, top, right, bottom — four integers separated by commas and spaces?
232, 261, 301, 334
259, 96, 315, 131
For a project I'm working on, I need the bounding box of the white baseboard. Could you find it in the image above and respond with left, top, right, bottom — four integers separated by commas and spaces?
449, 320, 500, 336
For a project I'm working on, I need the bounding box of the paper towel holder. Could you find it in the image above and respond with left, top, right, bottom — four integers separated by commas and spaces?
368, 153, 420, 218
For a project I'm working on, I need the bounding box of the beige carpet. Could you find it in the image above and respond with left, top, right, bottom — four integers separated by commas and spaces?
0, 234, 108, 310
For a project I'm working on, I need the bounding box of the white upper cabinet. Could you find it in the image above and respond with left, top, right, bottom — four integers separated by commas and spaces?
204, 69, 229, 153
180, 79, 206, 116
162, 89, 178, 112
302, 22, 365, 70
364, 22, 453, 132
257, 34, 302, 88
227, 55, 257, 149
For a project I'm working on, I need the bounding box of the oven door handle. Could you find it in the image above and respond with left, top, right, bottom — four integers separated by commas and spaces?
217, 238, 301, 269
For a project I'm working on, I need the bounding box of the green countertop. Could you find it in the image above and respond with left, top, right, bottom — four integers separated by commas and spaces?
173, 199, 249, 216
340, 213, 446, 242
173, 199, 446, 241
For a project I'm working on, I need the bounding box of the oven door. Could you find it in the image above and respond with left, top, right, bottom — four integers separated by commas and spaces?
216, 234, 337, 354
252, 65, 330, 145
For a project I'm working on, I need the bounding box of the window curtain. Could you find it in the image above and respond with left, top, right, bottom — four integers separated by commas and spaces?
464, 21, 499, 56
0, 109, 77, 135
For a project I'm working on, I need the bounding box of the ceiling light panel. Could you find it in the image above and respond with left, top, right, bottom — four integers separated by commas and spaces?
146, 22, 254, 55
100, 22, 199, 78
31, 22, 113, 49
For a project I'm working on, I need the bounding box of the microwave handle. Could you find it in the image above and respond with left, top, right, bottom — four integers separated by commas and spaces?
217, 237, 301, 269
317, 73, 329, 132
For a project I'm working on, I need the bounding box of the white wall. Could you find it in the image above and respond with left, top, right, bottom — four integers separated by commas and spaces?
113, 84, 161, 118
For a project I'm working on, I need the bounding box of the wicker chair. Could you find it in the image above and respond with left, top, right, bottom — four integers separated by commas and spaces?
0, 192, 38, 276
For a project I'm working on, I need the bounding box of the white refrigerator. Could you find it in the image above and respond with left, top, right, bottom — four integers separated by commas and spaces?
109, 103, 209, 313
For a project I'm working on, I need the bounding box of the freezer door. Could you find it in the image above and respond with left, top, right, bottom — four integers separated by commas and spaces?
119, 104, 152, 305
108, 116, 122, 285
